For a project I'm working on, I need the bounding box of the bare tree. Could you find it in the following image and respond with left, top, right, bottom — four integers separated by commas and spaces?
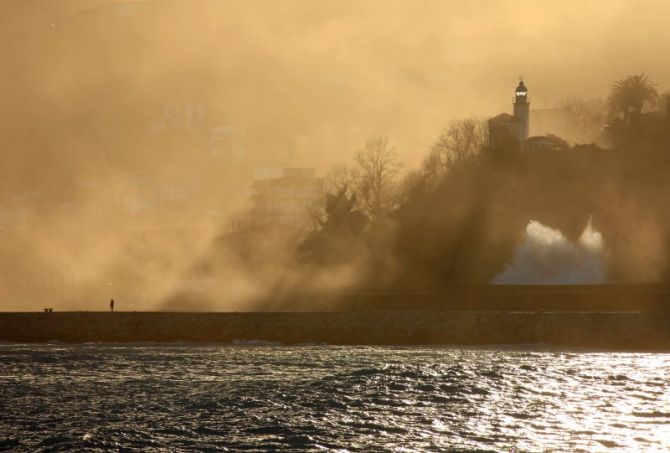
323, 164, 356, 197
354, 136, 400, 219
423, 117, 488, 176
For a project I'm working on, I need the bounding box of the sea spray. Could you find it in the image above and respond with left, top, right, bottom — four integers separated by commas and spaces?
492, 218, 606, 284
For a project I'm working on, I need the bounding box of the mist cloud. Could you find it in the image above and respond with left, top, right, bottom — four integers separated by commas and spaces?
1, 0, 670, 310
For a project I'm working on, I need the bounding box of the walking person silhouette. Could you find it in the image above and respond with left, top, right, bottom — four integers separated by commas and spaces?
110, 298, 114, 313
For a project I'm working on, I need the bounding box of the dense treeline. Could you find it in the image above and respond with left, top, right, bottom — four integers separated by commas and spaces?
290, 75, 670, 297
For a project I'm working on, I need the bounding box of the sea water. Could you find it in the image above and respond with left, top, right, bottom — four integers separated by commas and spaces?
1, 344, 669, 451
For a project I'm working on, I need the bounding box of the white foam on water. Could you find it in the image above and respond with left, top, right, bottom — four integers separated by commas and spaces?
492, 218, 606, 284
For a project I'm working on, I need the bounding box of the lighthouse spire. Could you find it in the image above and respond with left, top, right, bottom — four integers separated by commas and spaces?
513, 77, 530, 140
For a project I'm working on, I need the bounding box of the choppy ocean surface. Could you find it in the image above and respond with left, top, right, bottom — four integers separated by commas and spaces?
1, 344, 670, 452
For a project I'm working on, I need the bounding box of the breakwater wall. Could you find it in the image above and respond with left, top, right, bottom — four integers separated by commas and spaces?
3, 312, 670, 350
329, 285, 670, 312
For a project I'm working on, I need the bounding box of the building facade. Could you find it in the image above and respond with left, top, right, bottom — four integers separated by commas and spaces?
251, 168, 323, 227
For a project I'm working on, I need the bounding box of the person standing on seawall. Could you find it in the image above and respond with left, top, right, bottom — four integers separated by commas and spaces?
110, 298, 114, 313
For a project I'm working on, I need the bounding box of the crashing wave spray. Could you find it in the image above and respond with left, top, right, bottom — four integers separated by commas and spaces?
492, 218, 606, 284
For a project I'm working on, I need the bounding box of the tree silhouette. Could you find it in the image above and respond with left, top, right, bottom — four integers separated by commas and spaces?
354, 136, 400, 220
608, 74, 659, 123
299, 186, 367, 265
426, 118, 488, 174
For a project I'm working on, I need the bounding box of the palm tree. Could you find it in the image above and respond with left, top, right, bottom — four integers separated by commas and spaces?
661, 91, 670, 114
608, 74, 659, 123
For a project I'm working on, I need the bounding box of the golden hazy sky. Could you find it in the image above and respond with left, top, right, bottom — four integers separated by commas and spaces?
2, 0, 669, 165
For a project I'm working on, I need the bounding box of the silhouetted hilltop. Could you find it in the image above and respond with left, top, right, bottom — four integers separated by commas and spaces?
265, 106, 670, 306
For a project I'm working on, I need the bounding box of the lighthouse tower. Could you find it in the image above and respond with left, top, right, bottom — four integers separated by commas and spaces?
513, 78, 530, 141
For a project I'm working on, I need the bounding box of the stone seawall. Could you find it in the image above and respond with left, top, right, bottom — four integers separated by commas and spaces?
2, 312, 670, 350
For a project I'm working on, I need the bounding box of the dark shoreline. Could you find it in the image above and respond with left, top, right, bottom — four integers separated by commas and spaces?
3, 311, 670, 351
